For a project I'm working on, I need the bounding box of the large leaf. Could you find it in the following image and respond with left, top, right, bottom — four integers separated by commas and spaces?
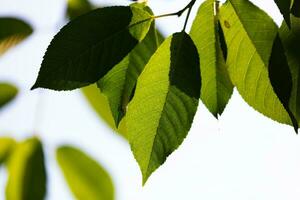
66, 0, 93, 20
274, 0, 291, 27
190, 0, 233, 117
0, 83, 18, 109
97, 8, 164, 126
127, 32, 200, 184
292, 0, 300, 17
0, 18, 33, 56
279, 15, 300, 125
0, 137, 16, 165
219, 0, 295, 127
56, 145, 114, 200
6, 137, 47, 200
81, 84, 127, 139
32, 6, 153, 90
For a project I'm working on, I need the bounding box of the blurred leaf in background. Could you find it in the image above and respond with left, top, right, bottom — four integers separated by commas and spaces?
67, 0, 93, 20
0, 17, 33, 56
0, 137, 16, 165
0, 83, 18, 109
56, 145, 114, 200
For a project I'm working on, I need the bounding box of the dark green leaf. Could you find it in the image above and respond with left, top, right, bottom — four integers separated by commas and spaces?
0, 18, 33, 56
56, 145, 114, 200
127, 32, 200, 184
190, 0, 233, 117
0, 137, 16, 165
0, 83, 18, 109
279, 15, 300, 126
219, 0, 295, 127
67, 0, 93, 20
274, 0, 291, 27
6, 137, 47, 200
32, 6, 153, 90
292, 0, 300, 17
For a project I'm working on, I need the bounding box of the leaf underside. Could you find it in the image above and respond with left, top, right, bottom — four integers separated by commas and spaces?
127, 32, 200, 184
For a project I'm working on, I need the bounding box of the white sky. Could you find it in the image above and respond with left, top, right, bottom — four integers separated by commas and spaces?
0, 0, 300, 200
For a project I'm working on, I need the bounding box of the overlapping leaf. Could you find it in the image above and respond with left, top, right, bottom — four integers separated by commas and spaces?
127, 32, 200, 184
274, 0, 291, 27
97, 6, 164, 126
292, 0, 300, 17
0, 137, 16, 165
219, 0, 296, 128
279, 15, 300, 125
0, 18, 33, 56
56, 146, 114, 200
6, 138, 46, 200
32, 5, 153, 90
190, 0, 233, 117
0, 83, 18, 109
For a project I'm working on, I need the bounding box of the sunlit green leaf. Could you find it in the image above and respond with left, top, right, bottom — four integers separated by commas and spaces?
6, 137, 47, 200
32, 6, 153, 90
279, 15, 300, 125
0, 83, 18, 109
127, 32, 200, 184
67, 0, 93, 20
190, 0, 233, 117
81, 84, 127, 139
0, 137, 16, 165
56, 145, 114, 200
0, 18, 33, 56
219, 0, 296, 128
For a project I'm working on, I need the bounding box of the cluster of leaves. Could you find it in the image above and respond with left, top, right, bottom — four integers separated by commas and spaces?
0, 2, 115, 200
32, 0, 300, 184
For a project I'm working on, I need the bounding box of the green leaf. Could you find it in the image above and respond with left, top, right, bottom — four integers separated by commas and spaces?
190, 0, 233, 117
32, 6, 153, 91
274, 0, 291, 27
81, 84, 127, 139
67, 0, 93, 20
0, 83, 18, 109
127, 32, 201, 184
219, 0, 295, 127
292, 0, 300, 17
6, 137, 47, 200
97, 8, 163, 126
0, 137, 16, 165
0, 17, 33, 56
279, 15, 300, 125
56, 145, 114, 200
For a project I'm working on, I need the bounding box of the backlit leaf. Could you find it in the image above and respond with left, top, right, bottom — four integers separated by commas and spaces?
32, 6, 153, 90
219, 0, 295, 127
56, 145, 114, 200
0, 18, 33, 56
0, 83, 18, 109
6, 137, 47, 200
127, 32, 200, 184
190, 0, 233, 117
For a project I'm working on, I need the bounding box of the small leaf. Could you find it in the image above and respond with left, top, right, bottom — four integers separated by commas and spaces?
0, 83, 18, 109
279, 15, 300, 125
292, 0, 300, 17
127, 32, 200, 184
32, 6, 153, 91
56, 145, 114, 200
97, 6, 163, 126
274, 0, 291, 27
67, 0, 93, 20
0, 137, 16, 165
6, 137, 47, 200
190, 0, 233, 117
81, 84, 127, 139
219, 0, 295, 127
0, 18, 33, 56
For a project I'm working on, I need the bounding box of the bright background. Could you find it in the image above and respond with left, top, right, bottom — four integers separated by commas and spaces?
0, 0, 300, 199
